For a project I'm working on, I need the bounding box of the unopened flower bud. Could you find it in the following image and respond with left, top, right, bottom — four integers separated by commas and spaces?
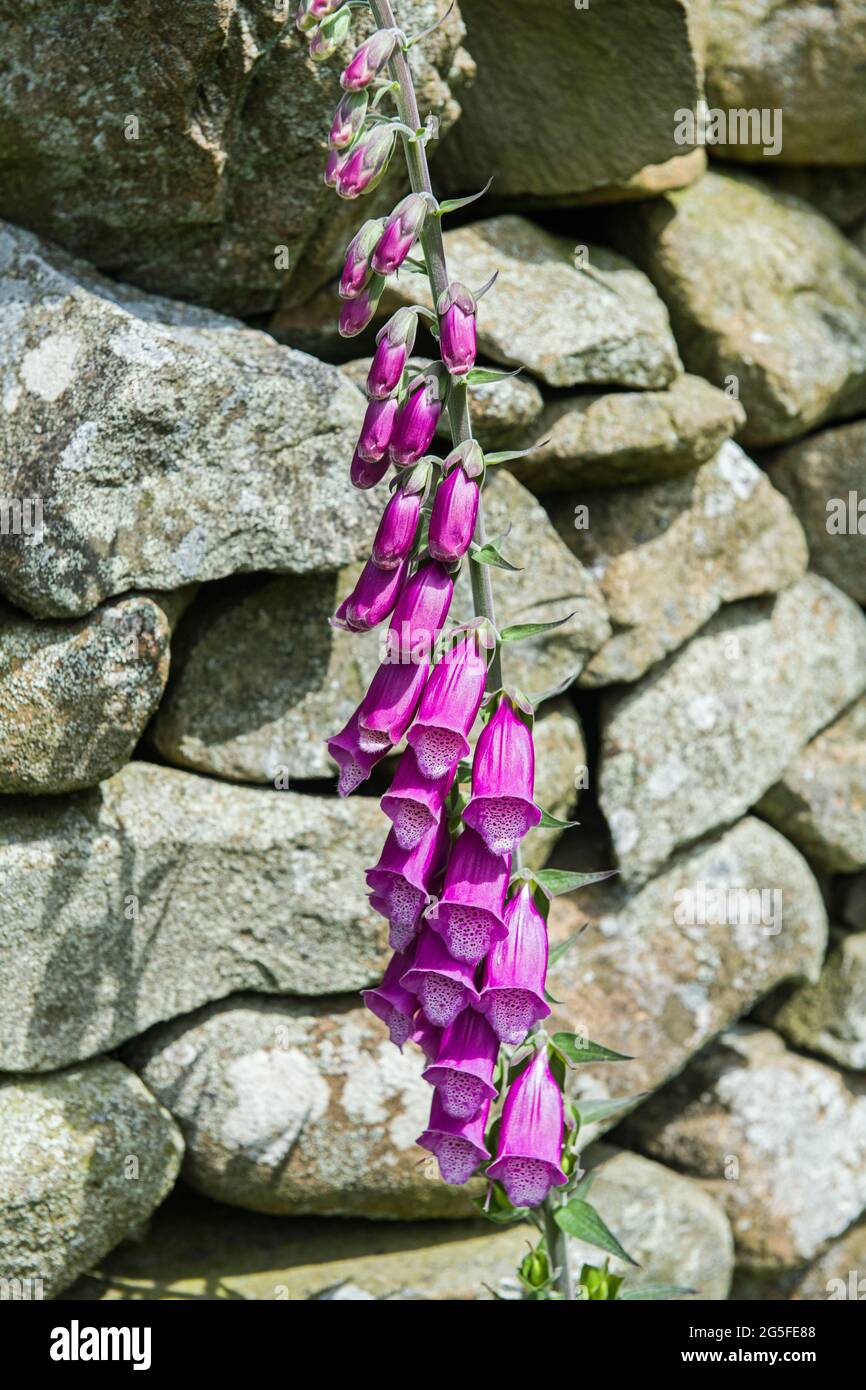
339, 219, 385, 299
371, 478, 424, 569
367, 308, 418, 399
390, 368, 445, 465
329, 89, 369, 150
338, 274, 385, 337
335, 125, 396, 199
438, 282, 477, 376
357, 395, 398, 463
308, 6, 351, 61
371, 193, 430, 275
350, 446, 390, 490
341, 28, 399, 91
428, 462, 479, 564
296, 0, 342, 33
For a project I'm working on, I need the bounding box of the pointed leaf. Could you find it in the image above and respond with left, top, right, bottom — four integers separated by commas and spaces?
547, 926, 587, 970
574, 1094, 648, 1127
435, 177, 493, 216
535, 867, 617, 898
537, 807, 579, 830
552, 1032, 632, 1065
499, 613, 575, 644
465, 365, 523, 386
485, 439, 552, 467
528, 667, 582, 709
470, 538, 522, 572
554, 1198, 639, 1267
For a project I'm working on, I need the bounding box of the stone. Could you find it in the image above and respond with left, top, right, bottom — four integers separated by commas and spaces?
65, 1147, 732, 1302
386, 216, 683, 389
550, 442, 808, 687
705, 0, 866, 165
612, 171, 866, 446
843, 875, 866, 931
510, 376, 745, 492
758, 698, 866, 873
340, 358, 545, 446
441, 0, 705, 205
621, 1025, 866, 1271
0, 593, 170, 793
545, 818, 827, 1133
127, 991, 476, 1220
599, 576, 866, 884
733, 1219, 866, 1301
0, 1057, 182, 1300
152, 574, 366, 784
0, 220, 378, 619
763, 167, 866, 250
0, 1, 470, 316
766, 420, 866, 606
759, 930, 866, 1072
521, 698, 585, 873
0, 762, 389, 1072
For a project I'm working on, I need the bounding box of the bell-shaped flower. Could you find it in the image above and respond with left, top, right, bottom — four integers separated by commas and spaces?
350, 446, 390, 490
487, 1049, 567, 1208
356, 396, 398, 463
417, 1092, 491, 1185
477, 883, 551, 1045
463, 696, 541, 856
406, 631, 488, 779
384, 559, 453, 664
339, 218, 385, 299
411, 1012, 442, 1062
426, 827, 510, 964
362, 945, 420, 1049
329, 89, 368, 150
335, 125, 395, 198
381, 747, 454, 850
423, 1008, 500, 1120
428, 462, 479, 564
389, 370, 444, 465
400, 925, 480, 1028
367, 308, 418, 400
355, 651, 431, 758
371, 480, 422, 570
331, 556, 407, 632
339, 275, 385, 337
438, 282, 477, 376
367, 820, 449, 952
340, 28, 399, 91
371, 193, 430, 275
327, 709, 390, 797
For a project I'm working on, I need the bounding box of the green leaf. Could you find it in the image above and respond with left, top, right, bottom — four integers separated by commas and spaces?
537, 807, 579, 830
499, 614, 575, 643
435, 177, 493, 216
470, 538, 522, 572
528, 667, 582, 709
618, 1285, 694, 1301
554, 1199, 639, 1267
552, 1032, 632, 1065
464, 365, 523, 386
574, 1094, 648, 1127
401, 255, 429, 275
547, 926, 586, 970
534, 867, 617, 898
485, 440, 550, 466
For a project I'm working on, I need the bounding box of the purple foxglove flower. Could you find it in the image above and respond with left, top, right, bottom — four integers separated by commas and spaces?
426, 827, 510, 964
428, 464, 480, 564
384, 559, 453, 664
362, 944, 419, 1049
406, 631, 488, 779
463, 697, 541, 857
357, 396, 398, 462
356, 652, 431, 757
411, 1011, 442, 1062
367, 820, 450, 952
478, 883, 551, 1045
331, 555, 407, 632
308, 6, 351, 61
390, 371, 444, 465
335, 125, 396, 199
381, 747, 455, 850
327, 709, 390, 797
329, 89, 368, 150
367, 308, 418, 400
423, 1009, 500, 1120
339, 218, 385, 299
438, 282, 477, 376
400, 925, 480, 1028
487, 1048, 568, 1208
339, 274, 385, 338
371, 483, 422, 569
417, 1092, 491, 1185
350, 445, 390, 490
297, 0, 342, 32
340, 28, 399, 90
371, 193, 430, 275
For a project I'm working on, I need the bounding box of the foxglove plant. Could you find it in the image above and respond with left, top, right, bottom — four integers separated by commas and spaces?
301, 0, 647, 1302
